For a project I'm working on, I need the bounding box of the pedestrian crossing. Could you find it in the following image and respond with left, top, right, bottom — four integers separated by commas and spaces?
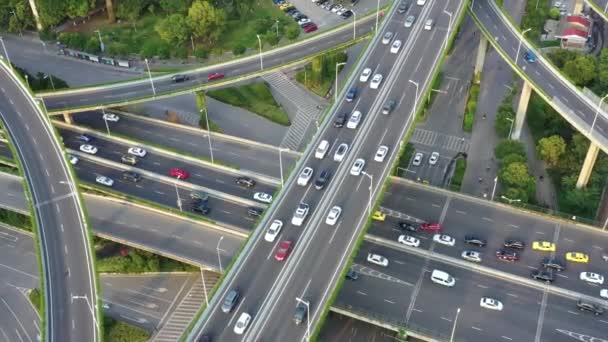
410, 128, 470, 153
151, 271, 220, 342
263, 72, 323, 151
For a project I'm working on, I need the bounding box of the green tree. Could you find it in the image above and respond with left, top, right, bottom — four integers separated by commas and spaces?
597, 48, 608, 92
116, 0, 146, 22
264, 32, 280, 46
548, 7, 560, 20
159, 0, 192, 13
285, 25, 300, 40
155, 14, 190, 45
495, 140, 526, 160
563, 55, 596, 86
187, 0, 226, 43
547, 48, 578, 68
500, 162, 532, 187
502, 153, 526, 166
536, 135, 566, 167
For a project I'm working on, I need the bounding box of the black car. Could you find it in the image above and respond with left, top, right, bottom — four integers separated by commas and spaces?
285, 7, 297, 15
121, 171, 142, 183
314, 169, 331, 190
577, 300, 604, 315
531, 269, 554, 283
464, 235, 486, 247
247, 207, 263, 217
381, 100, 396, 115
236, 176, 256, 188
504, 239, 525, 249
398, 221, 419, 232
191, 200, 210, 214
171, 74, 189, 83
334, 113, 348, 128
346, 268, 359, 280
293, 301, 307, 325
221, 289, 240, 313
541, 258, 565, 272
190, 191, 209, 202
341, 10, 353, 19
398, 0, 411, 13
75, 134, 93, 143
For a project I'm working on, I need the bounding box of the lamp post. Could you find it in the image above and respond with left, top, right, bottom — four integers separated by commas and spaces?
144, 58, 156, 96
443, 10, 453, 50
94, 30, 104, 52
449, 307, 461, 342
43, 73, 56, 90
0, 37, 11, 67
24, 74, 29, 88
361, 171, 374, 216
501, 195, 521, 204
200, 108, 214, 164
101, 108, 111, 136
256, 34, 263, 70
491, 176, 498, 201
174, 176, 182, 212
295, 297, 310, 341
506, 117, 514, 139
335, 62, 347, 103
190, 35, 195, 53
279, 147, 290, 186
408, 80, 419, 111
375, 0, 380, 32
352, 10, 357, 40
275, 19, 280, 37
590, 94, 608, 135
200, 268, 209, 306
216, 236, 224, 273
515, 28, 532, 65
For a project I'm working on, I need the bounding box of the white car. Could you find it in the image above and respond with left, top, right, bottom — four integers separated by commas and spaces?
350, 158, 365, 176
417, 0, 426, 5
374, 145, 389, 162
367, 253, 389, 267
331, 4, 343, 13
381, 31, 393, 44
480, 297, 503, 311
461, 250, 482, 263
398, 235, 420, 247
360, 68, 372, 82
370, 74, 383, 89
347, 110, 362, 129
325, 206, 342, 226
429, 152, 439, 165
433, 234, 455, 246
68, 154, 79, 165
95, 175, 114, 187
390, 40, 402, 54
291, 202, 310, 226
601, 289, 608, 299
424, 18, 434, 31
334, 143, 349, 162
298, 18, 311, 25
79, 144, 98, 155
580, 272, 605, 285
253, 192, 273, 203
404, 15, 416, 28
412, 152, 423, 166
128, 147, 147, 158
233, 312, 252, 335
102, 113, 120, 122
336, 7, 348, 15
264, 220, 283, 242
297, 167, 314, 186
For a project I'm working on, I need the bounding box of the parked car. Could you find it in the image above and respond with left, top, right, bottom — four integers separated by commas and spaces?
398, 221, 419, 232
412, 152, 423, 166
367, 253, 389, 267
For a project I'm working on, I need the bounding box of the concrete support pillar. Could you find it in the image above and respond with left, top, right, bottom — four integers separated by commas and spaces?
63, 112, 73, 125
511, 81, 533, 140
474, 35, 488, 83
576, 142, 600, 189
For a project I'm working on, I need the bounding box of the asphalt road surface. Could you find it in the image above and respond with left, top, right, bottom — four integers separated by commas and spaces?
0, 64, 98, 342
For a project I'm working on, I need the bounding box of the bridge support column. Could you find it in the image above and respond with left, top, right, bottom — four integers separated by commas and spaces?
576, 142, 600, 189
474, 36, 488, 83
63, 112, 73, 125
511, 81, 532, 140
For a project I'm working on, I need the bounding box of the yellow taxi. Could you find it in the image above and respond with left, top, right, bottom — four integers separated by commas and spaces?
532, 241, 556, 252
279, 3, 293, 10
565, 252, 589, 263
372, 211, 386, 221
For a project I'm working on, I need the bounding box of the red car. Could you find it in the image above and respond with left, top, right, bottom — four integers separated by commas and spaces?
170, 168, 190, 179
496, 249, 519, 262
207, 72, 225, 81
274, 240, 293, 262
304, 24, 318, 33
420, 223, 442, 232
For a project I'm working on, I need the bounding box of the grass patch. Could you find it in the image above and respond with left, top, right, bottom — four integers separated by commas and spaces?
207, 82, 290, 126
104, 317, 150, 342
0, 162, 19, 175
194, 92, 223, 133
450, 157, 467, 191
295, 51, 348, 98
28, 288, 42, 314
393, 143, 415, 177
0, 207, 32, 231
463, 83, 480, 132
96, 247, 198, 273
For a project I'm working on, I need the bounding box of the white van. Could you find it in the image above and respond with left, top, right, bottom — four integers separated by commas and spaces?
315, 140, 329, 159
430, 269, 455, 287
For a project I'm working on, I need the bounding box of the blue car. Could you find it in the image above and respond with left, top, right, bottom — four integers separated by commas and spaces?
345, 87, 357, 102
524, 50, 536, 63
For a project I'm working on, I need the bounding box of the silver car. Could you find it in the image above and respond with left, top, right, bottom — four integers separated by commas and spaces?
404, 15, 416, 28
461, 250, 482, 263
382, 31, 393, 45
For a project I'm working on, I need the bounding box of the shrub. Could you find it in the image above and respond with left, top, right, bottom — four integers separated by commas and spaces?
173, 46, 189, 59
232, 44, 246, 55
194, 47, 209, 59
286, 26, 300, 40
84, 37, 101, 54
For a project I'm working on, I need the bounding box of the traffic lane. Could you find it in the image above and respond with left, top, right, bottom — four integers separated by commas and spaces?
72, 158, 255, 229
555, 225, 608, 271
43, 17, 377, 111
383, 181, 448, 221
58, 127, 278, 198
541, 294, 608, 342
88, 196, 242, 268
71, 111, 297, 179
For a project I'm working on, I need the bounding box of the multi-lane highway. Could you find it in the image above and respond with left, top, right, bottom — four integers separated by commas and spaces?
0, 63, 99, 342
191, 1, 466, 340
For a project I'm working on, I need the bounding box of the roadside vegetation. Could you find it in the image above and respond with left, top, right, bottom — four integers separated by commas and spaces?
194, 91, 223, 132
393, 142, 415, 177
96, 240, 198, 273
207, 82, 290, 126
104, 317, 150, 342
520, 0, 551, 43
547, 48, 608, 93
463, 83, 480, 132
450, 157, 467, 191
28, 288, 42, 314
495, 140, 536, 204
495, 84, 518, 138
0, 208, 32, 231
14, 66, 68, 91
295, 51, 348, 98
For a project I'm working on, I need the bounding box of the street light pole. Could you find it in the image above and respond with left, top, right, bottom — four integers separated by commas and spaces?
491, 176, 498, 201
515, 28, 532, 65
590, 94, 608, 135
408, 80, 419, 111
352, 10, 357, 40
94, 30, 104, 52
101, 108, 111, 136
449, 307, 461, 342
276, 19, 280, 37
375, 0, 380, 32
200, 108, 214, 164
144, 58, 156, 96
216, 236, 224, 273
279, 147, 290, 186
174, 177, 182, 212
24, 74, 29, 88
335, 62, 347, 103
0, 37, 12, 67
295, 297, 310, 341
200, 268, 209, 305
44, 73, 56, 90
506, 117, 514, 139
361, 171, 373, 216
256, 34, 263, 70
190, 35, 195, 53
443, 10, 453, 50
501, 195, 521, 204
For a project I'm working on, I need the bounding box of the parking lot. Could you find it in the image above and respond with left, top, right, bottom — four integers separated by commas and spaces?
285, 0, 391, 31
